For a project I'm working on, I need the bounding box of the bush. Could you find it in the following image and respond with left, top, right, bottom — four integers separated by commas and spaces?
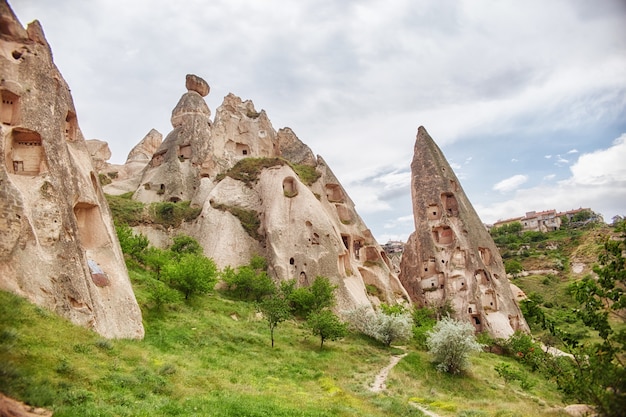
502, 331, 545, 371
494, 362, 535, 390
288, 276, 336, 318
116, 224, 149, 263
147, 279, 181, 311
412, 306, 437, 349
221, 258, 275, 302
504, 259, 523, 276
162, 253, 218, 300
150, 201, 202, 228
426, 317, 483, 374
345, 306, 413, 347
169, 235, 202, 256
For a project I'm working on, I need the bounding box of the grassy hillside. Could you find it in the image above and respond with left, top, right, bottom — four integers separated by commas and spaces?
494, 222, 614, 346
0, 265, 571, 417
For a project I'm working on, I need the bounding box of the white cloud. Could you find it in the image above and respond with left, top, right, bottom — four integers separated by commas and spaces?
567, 149, 579, 154
493, 174, 529, 193
555, 155, 570, 166
569, 134, 626, 185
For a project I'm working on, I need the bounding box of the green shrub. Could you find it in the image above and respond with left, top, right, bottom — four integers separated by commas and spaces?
426, 317, 483, 374
148, 279, 181, 310
287, 276, 336, 318
170, 235, 203, 256
150, 201, 201, 228
412, 307, 437, 349
163, 253, 218, 300
116, 224, 149, 262
221, 259, 275, 302
503, 331, 545, 371
505, 259, 523, 275
495, 362, 535, 390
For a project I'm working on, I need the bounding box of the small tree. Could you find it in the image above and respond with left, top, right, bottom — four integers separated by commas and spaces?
162, 253, 217, 300
143, 246, 172, 278
221, 257, 275, 302
115, 224, 149, 263
426, 317, 483, 374
307, 310, 347, 349
258, 295, 292, 348
288, 276, 336, 318
169, 235, 202, 256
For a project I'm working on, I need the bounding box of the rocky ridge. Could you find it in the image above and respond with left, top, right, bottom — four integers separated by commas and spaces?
0, 1, 143, 339
104, 75, 409, 312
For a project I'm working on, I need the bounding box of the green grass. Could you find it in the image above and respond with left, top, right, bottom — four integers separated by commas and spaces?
1, 273, 571, 417
215, 157, 321, 187
105, 193, 202, 228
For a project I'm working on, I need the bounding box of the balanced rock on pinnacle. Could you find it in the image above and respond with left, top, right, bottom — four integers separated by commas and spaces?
399, 126, 528, 338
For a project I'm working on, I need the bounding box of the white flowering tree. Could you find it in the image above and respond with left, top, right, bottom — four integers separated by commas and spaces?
344, 306, 413, 347
426, 317, 483, 374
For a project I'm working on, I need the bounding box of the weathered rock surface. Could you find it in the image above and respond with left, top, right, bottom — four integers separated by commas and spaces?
0, 1, 144, 339
111, 75, 409, 312
399, 126, 528, 338
0, 393, 52, 417
101, 128, 163, 195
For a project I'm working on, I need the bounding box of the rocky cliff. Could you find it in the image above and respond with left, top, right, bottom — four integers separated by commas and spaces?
399, 127, 528, 338
0, 1, 144, 339
106, 75, 409, 312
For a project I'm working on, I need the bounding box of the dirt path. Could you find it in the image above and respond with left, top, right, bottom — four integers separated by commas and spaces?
369, 352, 407, 393
369, 350, 443, 416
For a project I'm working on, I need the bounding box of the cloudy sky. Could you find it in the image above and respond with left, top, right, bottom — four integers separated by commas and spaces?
11, 0, 626, 243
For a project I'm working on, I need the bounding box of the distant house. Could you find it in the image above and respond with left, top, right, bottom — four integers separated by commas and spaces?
492, 207, 593, 233
521, 210, 561, 232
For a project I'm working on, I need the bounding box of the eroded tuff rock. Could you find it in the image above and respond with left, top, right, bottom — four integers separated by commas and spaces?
399, 127, 528, 338
111, 75, 409, 312
0, 1, 143, 339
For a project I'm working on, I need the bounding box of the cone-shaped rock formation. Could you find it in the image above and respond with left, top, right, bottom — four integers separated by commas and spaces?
0, 1, 143, 339
399, 126, 528, 338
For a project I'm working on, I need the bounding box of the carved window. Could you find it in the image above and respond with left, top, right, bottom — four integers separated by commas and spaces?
1, 89, 19, 125
9, 128, 45, 176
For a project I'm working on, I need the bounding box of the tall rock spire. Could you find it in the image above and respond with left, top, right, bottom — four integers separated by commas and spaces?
0, 0, 143, 338
399, 126, 528, 338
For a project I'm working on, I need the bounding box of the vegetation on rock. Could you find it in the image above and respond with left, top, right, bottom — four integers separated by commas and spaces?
210, 201, 262, 241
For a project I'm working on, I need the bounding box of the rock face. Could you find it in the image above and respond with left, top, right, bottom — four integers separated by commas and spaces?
113, 75, 409, 312
0, 1, 144, 339
399, 127, 528, 338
